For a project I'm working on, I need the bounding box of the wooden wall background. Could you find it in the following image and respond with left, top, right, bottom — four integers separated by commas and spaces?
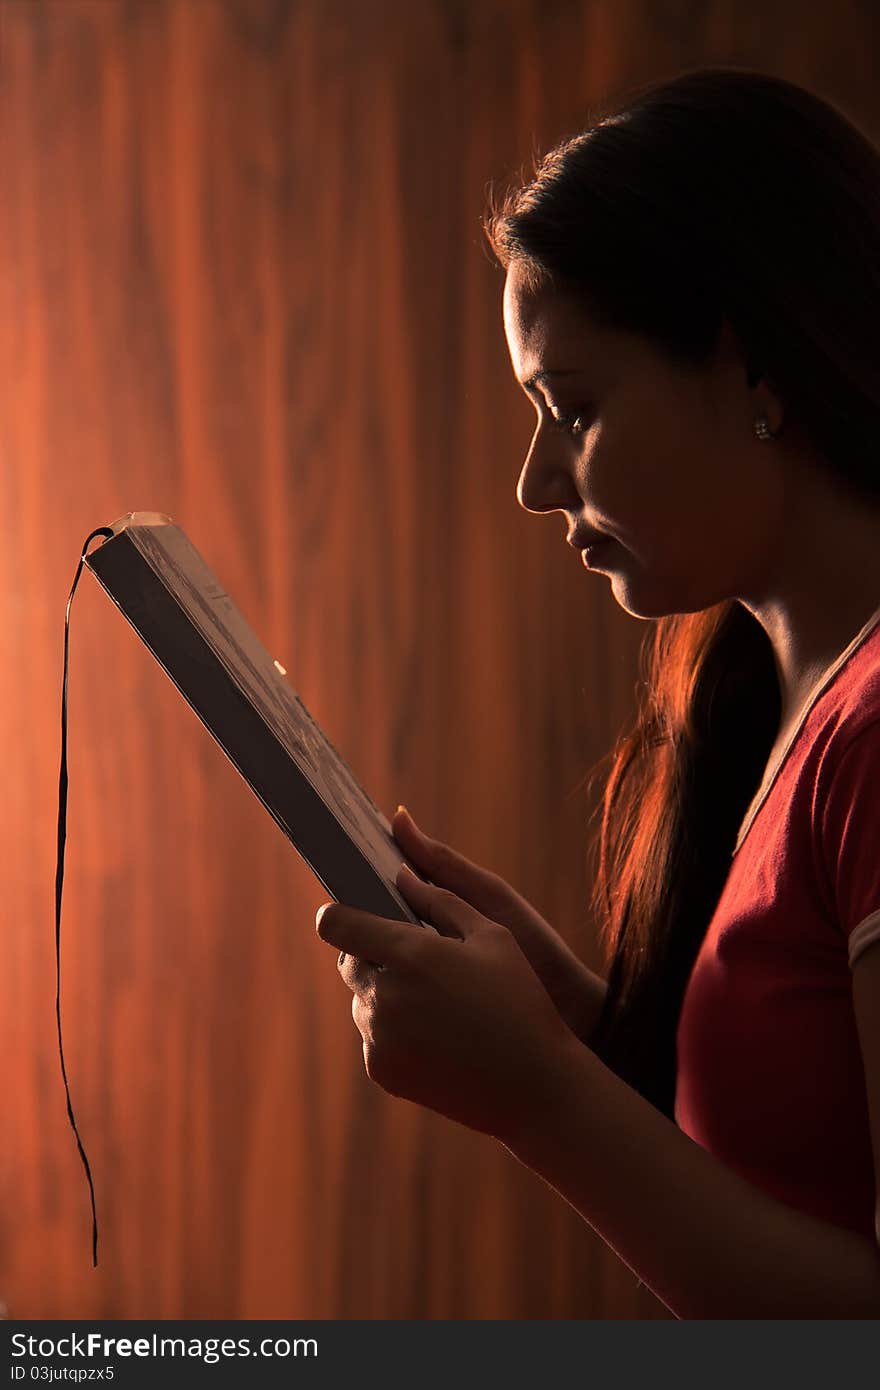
2, 0, 877, 1321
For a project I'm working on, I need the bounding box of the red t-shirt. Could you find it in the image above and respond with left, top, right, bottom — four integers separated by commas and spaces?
675, 604, 880, 1240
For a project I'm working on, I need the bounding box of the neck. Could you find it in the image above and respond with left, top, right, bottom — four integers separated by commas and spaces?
737, 470, 880, 728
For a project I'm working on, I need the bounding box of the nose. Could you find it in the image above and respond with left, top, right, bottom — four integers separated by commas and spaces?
515, 425, 581, 515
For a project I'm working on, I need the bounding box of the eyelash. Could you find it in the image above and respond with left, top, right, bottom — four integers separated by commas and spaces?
548, 409, 590, 437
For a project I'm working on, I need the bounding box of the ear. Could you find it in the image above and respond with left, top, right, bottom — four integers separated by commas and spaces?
717, 314, 786, 437
747, 369, 786, 438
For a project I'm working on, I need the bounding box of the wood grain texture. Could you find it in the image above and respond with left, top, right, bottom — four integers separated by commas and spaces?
3, 0, 877, 1320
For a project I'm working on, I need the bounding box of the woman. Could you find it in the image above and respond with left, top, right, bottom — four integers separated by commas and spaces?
315, 67, 880, 1318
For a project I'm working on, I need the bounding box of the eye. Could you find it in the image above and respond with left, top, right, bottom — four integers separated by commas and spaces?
549, 408, 591, 438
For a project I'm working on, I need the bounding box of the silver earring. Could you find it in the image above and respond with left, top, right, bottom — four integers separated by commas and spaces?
754, 416, 776, 441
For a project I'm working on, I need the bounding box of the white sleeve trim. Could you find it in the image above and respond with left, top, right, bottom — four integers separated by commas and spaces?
849, 908, 880, 970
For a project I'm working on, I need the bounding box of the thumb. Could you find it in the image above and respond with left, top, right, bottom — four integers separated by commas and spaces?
396, 865, 484, 940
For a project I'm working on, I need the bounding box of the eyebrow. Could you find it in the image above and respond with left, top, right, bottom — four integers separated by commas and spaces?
522, 369, 582, 391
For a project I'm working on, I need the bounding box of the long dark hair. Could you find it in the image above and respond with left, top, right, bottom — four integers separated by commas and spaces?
483, 67, 880, 1118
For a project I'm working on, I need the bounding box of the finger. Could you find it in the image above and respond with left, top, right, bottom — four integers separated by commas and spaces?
352, 991, 374, 1044
394, 865, 483, 939
316, 901, 418, 965
392, 806, 442, 864
338, 951, 383, 991
392, 808, 512, 916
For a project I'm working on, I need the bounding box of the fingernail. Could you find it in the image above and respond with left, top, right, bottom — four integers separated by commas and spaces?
315, 903, 331, 932
397, 804, 418, 829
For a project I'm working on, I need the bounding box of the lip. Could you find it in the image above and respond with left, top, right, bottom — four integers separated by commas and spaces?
566, 528, 616, 566
581, 537, 616, 569
566, 530, 609, 550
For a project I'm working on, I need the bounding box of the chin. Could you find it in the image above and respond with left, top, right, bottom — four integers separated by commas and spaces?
608, 571, 721, 622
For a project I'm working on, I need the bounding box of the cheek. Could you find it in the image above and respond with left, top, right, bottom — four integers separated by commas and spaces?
614, 463, 737, 577
580, 411, 737, 550
592, 453, 690, 549
647, 443, 736, 533
588, 423, 758, 612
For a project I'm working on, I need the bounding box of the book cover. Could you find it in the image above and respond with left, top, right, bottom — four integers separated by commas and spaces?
84, 511, 432, 928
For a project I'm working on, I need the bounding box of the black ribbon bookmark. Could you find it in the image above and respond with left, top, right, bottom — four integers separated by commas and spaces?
56, 525, 115, 1268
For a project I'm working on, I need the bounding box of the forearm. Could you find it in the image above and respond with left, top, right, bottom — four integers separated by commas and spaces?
551, 949, 608, 1049
502, 1031, 880, 1319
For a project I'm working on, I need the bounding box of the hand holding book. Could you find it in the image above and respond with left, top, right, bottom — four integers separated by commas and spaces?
315, 846, 577, 1141
389, 806, 606, 1047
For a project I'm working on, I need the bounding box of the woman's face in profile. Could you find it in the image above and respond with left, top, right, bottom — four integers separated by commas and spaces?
501, 260, 788, 619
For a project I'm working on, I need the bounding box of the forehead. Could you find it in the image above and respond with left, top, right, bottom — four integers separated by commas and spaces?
502, 263, 600, 375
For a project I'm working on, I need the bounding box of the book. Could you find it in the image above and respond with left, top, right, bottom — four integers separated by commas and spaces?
84, 511, 433, 928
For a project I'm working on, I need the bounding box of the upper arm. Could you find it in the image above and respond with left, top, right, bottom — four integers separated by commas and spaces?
851, 939, 880, 1250
816, 719, 880, 1247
